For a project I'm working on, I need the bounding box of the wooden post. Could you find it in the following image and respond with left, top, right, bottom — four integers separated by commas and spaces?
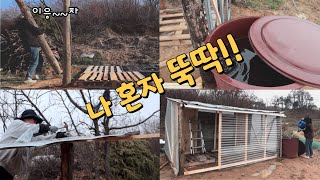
279, 117, 282, 157
63, 0, 72, 85
218, 112, 222, 168
245, 114, 248, 161
178, 106, 185, 175
263, 115, 267, 158
61, 143, 74, 180
213, 112, 217, 150
235, 113, 237, 146
15, 0, 63, 75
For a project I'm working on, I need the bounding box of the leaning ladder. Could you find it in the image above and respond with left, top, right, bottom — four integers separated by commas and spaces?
189, 120, 206, 154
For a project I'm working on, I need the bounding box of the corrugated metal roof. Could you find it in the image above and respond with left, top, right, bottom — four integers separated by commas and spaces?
0, 132, 140, 150
167, 98, 286, 117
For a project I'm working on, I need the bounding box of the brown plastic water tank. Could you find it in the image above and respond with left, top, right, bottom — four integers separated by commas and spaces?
205, 16, 320, 89
282, 138, 299, 158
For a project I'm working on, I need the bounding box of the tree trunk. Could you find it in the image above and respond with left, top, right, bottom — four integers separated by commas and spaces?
15, 0, 63, 74
63, 0, 72, 85
181, 0, 216, 88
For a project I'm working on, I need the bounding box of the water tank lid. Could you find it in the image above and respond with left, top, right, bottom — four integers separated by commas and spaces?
249, 16, 320, 87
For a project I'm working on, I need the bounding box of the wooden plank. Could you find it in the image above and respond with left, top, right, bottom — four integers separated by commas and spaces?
218, 112, 222, 168
214, 112, 217, 150
263, 115, 267, 158
127, 72, 139, 82
88, 66, 99, 81
96, 66, 104, 81
117, 72, 126, 82
184, 155, 277, 175
245, 113, 248, 161
103, 66, 109, 81
110, 72, 118, 81
122, 71, 133, 82
110, 66, 115, 73
133, 71, 145, 80
160, 34, 191, 41
160, 8, 183, 14
161, 12, 184, 18
160, 24, 187, 32
116, 66, 122, 72
160, 18, 185, 25
61, 143, 73, 180
178, 106, 185, 176
78, 66, 94, 81
160, 40, 192, 47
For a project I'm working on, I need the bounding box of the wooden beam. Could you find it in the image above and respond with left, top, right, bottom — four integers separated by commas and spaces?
218, 112, 222, 168
245, 114, 248, 161
263, 115, 267, 158
178, 106, 185, 175
184, 155, 277, 175
214, 112, 217, 150
15, 0, 62, 74
60, 143, 74, 180
160, 34, 191, 41
63, 0, 71, 85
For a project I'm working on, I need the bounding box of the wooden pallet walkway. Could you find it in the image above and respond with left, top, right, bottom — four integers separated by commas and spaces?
77, 66, 145, 88
160, 8, 192, 47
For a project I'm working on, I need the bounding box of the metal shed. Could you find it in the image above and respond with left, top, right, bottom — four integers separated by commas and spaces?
164, 98, 285, 175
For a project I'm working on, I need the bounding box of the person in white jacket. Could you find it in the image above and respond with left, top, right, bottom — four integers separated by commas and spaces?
0, 109, 69, 180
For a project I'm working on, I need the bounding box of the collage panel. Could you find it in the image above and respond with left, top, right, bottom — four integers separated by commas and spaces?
1, 0, 320, 179
1, 0, 159, 89
160, 90, 320, 179
0, 90, 160, 179
160, 0, 320, 90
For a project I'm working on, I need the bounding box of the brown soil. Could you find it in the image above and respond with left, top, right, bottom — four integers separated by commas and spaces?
1, 28, 158, 89
160, 150, 320, 179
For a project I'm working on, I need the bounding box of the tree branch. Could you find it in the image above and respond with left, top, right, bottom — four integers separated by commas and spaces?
20, 90, 51, 125
109, 109, 159, 130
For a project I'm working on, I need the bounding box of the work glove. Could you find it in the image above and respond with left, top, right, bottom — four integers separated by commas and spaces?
49, 126, 59, 133
56, 132, 70, 139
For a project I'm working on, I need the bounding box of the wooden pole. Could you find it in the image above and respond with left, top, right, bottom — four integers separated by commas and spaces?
178, 106, 185, 175
63, 0, 72, 85
263, 115, 267, 158
60, 143, 74, 180
218, 112, 222, 168
245, 113, 248, 161
15, 0, 63, 75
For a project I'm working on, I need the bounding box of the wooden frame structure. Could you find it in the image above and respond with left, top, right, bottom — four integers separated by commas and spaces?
164, 98, 284, 176
160, 8, 191, 47
77, 66, 146, 88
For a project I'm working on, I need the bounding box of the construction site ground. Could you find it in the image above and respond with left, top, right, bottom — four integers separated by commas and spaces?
1, 28, 158, 89
160, 147, 320, 179
159, 0, 320, 88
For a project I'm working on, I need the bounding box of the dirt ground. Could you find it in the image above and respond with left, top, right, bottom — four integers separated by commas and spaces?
1, 28, 158, 89
160, 149, 320, 179
159, 0, 320, 87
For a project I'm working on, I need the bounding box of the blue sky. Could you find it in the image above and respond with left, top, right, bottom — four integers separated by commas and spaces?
1, 1, 17, 9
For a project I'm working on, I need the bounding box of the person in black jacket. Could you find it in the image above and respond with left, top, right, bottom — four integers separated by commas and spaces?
0, 109, 69, 179
16, 16, 44, 84
302, 116, 314, 158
